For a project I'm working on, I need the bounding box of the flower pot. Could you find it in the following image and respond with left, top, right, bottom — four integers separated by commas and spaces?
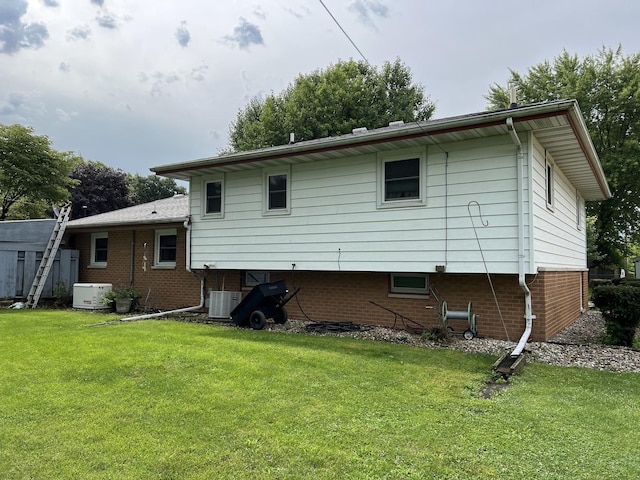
115, 298, 133, 314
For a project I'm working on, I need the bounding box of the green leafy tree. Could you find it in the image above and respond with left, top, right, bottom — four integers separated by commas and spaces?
0, 124, 78, 220
228, 58, 435, 152
128, 174, 187, 205
69, 161, 132, 218
486, 47, 640, 267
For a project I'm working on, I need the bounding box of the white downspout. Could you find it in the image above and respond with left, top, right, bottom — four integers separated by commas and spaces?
184, 215, 192, 272
507, 117, 535, 356
120, 276, 206, 322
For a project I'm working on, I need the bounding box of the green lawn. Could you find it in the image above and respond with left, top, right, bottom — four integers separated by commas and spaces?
1, 310, 638, 479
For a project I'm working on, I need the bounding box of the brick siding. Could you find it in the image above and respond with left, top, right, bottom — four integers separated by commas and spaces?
68, 227, 585, 340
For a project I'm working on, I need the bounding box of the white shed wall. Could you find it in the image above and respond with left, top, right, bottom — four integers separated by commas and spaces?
188, 135, 526, 274
531, 134, 587, 270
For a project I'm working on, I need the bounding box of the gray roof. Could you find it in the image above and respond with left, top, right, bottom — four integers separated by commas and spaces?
151, 100, 611, 201
67, 194, 189, 229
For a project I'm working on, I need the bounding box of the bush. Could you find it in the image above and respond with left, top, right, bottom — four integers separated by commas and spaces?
52, 281, 73, 308
592, 284, 640, 346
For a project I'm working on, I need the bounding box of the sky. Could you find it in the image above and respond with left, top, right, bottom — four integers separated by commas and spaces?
1, 0, 640, 178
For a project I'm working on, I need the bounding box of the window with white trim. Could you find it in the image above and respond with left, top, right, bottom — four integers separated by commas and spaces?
154, 229, 177, 267
378, 148, 427, 208
203, 177, 224, 217
90, 232, 108, 267
263, 167, 290, 215
390, 273, 429, 295
545, 152, 554, 210
576, 190, 582, 230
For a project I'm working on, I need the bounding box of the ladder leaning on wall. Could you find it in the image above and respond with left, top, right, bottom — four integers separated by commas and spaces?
25, 203, 72, 309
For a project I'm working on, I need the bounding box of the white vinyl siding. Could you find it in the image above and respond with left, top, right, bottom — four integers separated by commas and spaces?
531, 134, 587, 269
188, 135, 525, 274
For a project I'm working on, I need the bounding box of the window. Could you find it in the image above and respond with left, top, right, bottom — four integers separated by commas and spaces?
385, 158, 420, 200
378, 148, 426, 208
545, 152, 554, 210
263, 167, 290, 215
244, 271, 270, 287
203, 177, 224, 217
390, 274, 429, 295
90, 232, 108, 267
155, 229, 177, 267
576, 190, 582, 230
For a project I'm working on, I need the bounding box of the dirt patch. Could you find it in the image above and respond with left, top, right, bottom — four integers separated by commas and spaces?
479, 378, 511, 399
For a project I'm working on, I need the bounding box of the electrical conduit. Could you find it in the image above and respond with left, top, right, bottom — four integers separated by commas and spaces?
507, 117, 535, 356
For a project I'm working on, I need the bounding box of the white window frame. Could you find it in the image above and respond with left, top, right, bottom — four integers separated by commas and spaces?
90, 232, 108, 268
377, 148, 427, 209
576, 190, 583, 230
545, 152, 555, 211
389, 273, 429, 295
263, 166, 291, 215
202, 176, 224, 218
154, 228, 177, 269
244, 271, 270, 287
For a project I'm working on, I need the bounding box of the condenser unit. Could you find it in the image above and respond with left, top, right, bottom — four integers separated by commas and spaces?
73, 283, 112, 310
209, 290, 242, 318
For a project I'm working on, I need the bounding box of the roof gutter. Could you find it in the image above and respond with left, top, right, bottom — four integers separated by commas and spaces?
151, 101, 580, 177
507, 117, 534, 357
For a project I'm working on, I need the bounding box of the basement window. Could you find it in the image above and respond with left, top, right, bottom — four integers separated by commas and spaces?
244, 271, 270, 287
90, 232, 108, 268
390, 273, 429, 295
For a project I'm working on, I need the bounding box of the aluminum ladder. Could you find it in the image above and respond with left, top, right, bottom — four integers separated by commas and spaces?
25, 203, 72, 309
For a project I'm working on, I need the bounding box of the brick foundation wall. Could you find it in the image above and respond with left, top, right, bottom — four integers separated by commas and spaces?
70, 228, 204, 310
66, 228, 586, 340
267, 269, 586, 341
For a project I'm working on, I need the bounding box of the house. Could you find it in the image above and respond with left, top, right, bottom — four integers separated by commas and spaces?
150, 99, 610, 342
65, 194, 202, 311
0, 219, 79, 300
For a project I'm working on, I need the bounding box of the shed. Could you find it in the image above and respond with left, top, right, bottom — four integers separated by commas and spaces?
0, 219, 79, 300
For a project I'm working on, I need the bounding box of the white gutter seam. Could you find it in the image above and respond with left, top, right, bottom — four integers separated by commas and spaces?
507, 117, 535, 356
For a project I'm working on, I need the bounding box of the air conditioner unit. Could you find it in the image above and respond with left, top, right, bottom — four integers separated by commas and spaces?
73, 283, 112, 310
209, 290, 242, 318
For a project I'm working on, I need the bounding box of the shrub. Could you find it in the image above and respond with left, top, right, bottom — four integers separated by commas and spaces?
52, 281, 73, 308
592, 284, 640, 347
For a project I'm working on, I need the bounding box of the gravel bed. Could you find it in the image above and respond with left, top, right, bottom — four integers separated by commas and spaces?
260, 309, 640, 374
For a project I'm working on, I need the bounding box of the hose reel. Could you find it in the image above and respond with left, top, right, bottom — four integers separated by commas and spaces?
440, 301, 478, 340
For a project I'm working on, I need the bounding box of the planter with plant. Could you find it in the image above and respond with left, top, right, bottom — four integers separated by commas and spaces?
101, 286, 141, 314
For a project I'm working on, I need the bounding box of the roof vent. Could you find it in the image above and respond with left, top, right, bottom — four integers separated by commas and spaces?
352, 127, 368, 135
509, 87, 518, 109
289, 132, 295, 144
388, 120, 404, 127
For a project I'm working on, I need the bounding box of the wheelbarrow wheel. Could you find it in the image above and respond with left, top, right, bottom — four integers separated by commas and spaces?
249, 310, 267, 330
273, 306, 288, 324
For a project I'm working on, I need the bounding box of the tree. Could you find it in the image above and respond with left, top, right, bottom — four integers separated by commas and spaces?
0, 124, 78, 220
128, 174, 187, 205
486, 47, 640, 267
228, 58, 435, 152
69, 161, 132, 218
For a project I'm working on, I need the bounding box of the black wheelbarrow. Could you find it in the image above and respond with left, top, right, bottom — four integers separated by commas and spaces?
229, 280, 299, 330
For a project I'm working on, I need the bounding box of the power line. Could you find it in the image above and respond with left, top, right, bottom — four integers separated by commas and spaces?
317, 0, 369, 64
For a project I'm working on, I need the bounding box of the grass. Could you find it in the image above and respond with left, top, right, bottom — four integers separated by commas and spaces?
1, 310, 639, 479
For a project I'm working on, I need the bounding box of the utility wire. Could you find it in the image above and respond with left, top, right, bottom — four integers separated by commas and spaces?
317, 0, 369, 64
